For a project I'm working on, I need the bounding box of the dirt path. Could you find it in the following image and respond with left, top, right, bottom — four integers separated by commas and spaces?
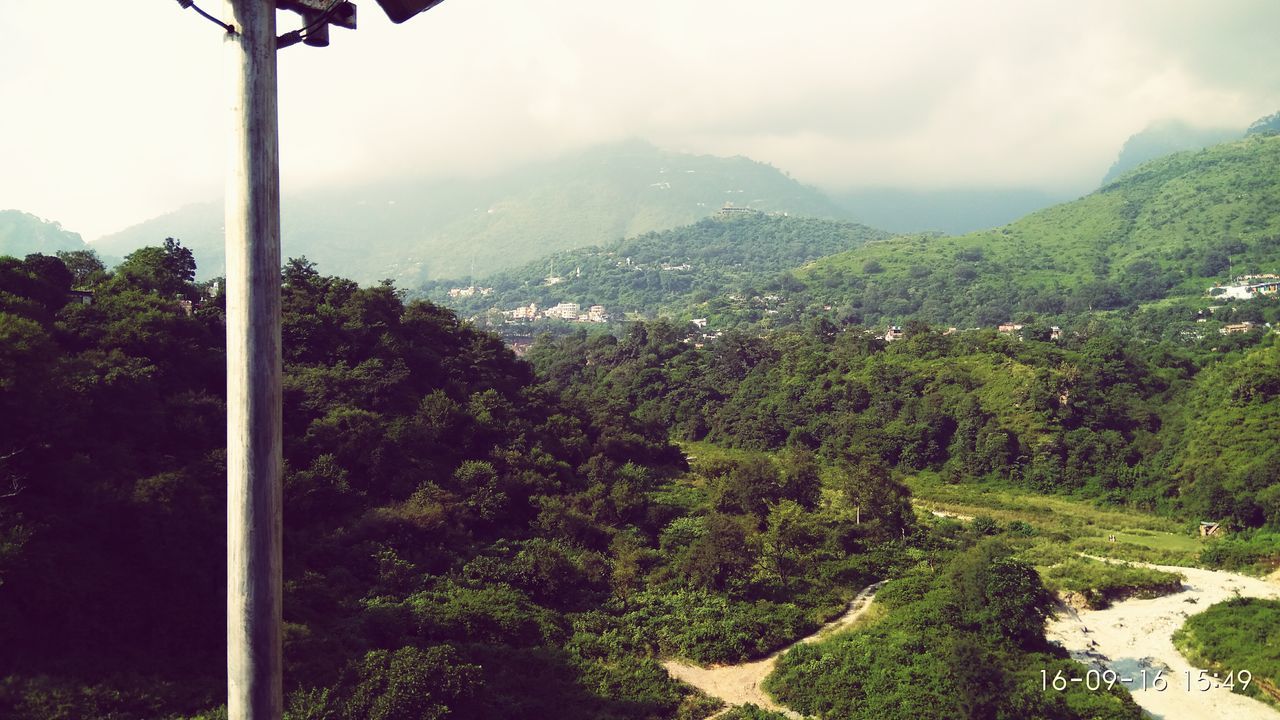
1047, 560, 1280, 720
663, 581, 885, 718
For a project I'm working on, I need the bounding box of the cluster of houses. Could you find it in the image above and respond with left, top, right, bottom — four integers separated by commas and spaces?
1207, 273, 1280, 300
448, 285, 494, 299
882, 323, 1062, 342
1219, 321, 1258, 335
500, 302, 610, 324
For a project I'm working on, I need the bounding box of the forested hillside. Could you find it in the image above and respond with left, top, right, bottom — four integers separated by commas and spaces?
95, 140, 852, 285
530, 318, 1280, 532
425, 214, 888, 326
0, 210, 90, 257
0, 247, 1162, 720
798, 133, 1280, 327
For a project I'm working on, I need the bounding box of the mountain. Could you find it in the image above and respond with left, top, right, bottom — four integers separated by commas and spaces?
425, 213, 889, 327
833, 187, 1070, 235
0, 210, 89, 257
1246, 111, 1280, 137
93, 140, 854, 285
1100, 119, 1240, 186
799, 133, 1280, 326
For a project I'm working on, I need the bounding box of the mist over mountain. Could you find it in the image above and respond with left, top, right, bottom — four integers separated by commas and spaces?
1100, 119, 1240, 186
0, 210, 89, 257
93, 140, 853, 285
832, 187, 1070, 235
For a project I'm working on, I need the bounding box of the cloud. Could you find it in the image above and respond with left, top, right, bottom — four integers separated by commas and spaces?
2, 0, 1278, 239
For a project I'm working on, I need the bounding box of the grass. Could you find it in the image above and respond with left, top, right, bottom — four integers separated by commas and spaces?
906, 473, 1210, 605
1172, 598, 1280, 709
907, 473, 1202, 565
1037, 558, 1183, 608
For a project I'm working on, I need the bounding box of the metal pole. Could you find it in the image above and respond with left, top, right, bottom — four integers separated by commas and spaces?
224, 1, 283, 718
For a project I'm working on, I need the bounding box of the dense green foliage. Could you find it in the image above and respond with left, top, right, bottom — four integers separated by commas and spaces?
765, 541, 1144, 720
0, 246, 936, 720
1172, 597, 1280, 708
531, 316, 1280, 532
0, 247, 705, 719
1198, 530, 1280, 574
426, 214, 887, 328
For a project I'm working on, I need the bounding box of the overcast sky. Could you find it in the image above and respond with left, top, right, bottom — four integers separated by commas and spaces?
3, 0, 1279, 240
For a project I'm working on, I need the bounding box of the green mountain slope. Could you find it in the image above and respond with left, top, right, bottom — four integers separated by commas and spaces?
0, 210, 89, 257
94, 140, 853, 285
1159, 337, 1280, 525
800, 134, 1280, 326
426, 214, 889, 325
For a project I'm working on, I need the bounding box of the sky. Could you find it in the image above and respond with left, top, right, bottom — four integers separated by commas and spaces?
3, 0, 1279, 241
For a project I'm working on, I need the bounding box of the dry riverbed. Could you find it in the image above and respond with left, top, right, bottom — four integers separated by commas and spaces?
1047, 561, 1280, 720
663, 582, 885, 719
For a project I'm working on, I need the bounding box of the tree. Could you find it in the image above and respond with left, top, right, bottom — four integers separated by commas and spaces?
115, 237, 197, 299
682, 513, 754, 591
55, 249, 107, 288
757, 500, 820, 586
838, 459, 913, 537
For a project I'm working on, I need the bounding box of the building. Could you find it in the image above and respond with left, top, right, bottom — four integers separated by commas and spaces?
884, 325, 903, 342
544, 302, 581, 320
1049, 326, 1062, 341
448, 286, 493, 298
997, 323, 1024, 334
1210, 284, 1254, 300
505, 303, 538, 321
714, 203, 758, 219
65, 289, 94, 306
1220, 322, 1256, 335
1199, 522, 1223, 537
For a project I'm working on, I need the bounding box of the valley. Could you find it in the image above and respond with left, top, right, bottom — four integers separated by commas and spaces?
2, 111, 1279, 720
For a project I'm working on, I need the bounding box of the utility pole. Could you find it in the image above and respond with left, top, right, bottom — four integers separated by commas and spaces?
202, 2, 444, 717
223, 1, 283, 718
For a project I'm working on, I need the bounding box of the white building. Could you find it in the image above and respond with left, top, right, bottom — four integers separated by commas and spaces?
544, 302, 581, 320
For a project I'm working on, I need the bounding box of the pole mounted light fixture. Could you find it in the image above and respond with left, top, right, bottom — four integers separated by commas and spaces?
278, 0, 445, 47
372, 0, 446, 24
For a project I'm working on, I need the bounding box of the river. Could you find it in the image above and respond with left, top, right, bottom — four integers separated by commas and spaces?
1046, 561, 1280, 720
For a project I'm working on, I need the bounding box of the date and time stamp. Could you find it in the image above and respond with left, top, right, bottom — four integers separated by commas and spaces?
1041, 668, 1254, 693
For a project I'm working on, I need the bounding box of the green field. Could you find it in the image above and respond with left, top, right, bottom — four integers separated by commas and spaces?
907, 474, 1202, 564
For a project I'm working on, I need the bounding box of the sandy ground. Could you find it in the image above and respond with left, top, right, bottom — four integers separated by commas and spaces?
1046, 561, 1280, 720
663, 581, 885, 718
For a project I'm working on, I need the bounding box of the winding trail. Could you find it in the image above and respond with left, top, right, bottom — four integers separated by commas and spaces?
663, 581, 885, 718
1047, 560, 1280, 720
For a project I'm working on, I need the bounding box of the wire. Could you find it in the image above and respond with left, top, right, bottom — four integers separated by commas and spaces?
175, 0, 236, 34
